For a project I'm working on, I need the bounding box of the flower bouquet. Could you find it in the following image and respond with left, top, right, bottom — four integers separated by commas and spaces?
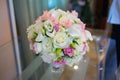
27, 9, 93, 68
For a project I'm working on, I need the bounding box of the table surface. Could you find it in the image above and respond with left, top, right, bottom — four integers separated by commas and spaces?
18, 56, 89, 80
17, 41, 98, 80
41, 57, 89, 80
17, 28, 107, 80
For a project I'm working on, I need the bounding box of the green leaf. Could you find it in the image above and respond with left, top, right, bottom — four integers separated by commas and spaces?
33, 32, 38, 37
70, 42, 75, 48
42, 26, 46, 35
55, 48, 62, 55
32, 32, 38, 42
59, 14, 62, 19
74, 20, 77, 24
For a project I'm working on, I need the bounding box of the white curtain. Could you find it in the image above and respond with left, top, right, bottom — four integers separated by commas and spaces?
13, 0, 69, 79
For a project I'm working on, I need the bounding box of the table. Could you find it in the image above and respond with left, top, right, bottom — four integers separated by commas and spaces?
17, 55, 89, 80
86, 28, 108, 80
41, 57, 89, 80
17, 41, 97, 80
17, 28, 107, 80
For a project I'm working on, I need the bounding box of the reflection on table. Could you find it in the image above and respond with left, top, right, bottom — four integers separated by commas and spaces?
17, 28, 107, 80
41, 57, 89, 80
17, 56, 89, 80
85, 28, 108, 80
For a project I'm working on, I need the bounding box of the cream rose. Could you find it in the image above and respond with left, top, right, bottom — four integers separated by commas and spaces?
42, 38, 52, 53
27, 22, 42, 40
43, 20, 55, 37
54, 32, 70, 48
27, 24, 36, 40
34, 43, 42, 54
44, 20, 53, 32
35, 33, 44, 42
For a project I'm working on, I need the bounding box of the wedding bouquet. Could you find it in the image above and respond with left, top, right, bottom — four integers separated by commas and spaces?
27, 9, 93, 67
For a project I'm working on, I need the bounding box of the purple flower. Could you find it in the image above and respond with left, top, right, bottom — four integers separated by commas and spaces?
54, 25, 59, 32
53, 58, 66, 67
63, 46, 74, 57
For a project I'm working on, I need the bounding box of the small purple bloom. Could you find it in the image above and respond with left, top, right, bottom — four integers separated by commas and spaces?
63, 46, 74, 57
53, 58, 66, 67
54, 25, 59, 32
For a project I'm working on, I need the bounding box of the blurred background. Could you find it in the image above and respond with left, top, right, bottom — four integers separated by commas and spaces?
0, 0, 113, 80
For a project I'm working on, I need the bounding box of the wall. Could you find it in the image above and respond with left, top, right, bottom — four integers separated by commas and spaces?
0, 0, 17, 80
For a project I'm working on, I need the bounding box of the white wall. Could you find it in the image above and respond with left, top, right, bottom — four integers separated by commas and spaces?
0, 0, 17, 80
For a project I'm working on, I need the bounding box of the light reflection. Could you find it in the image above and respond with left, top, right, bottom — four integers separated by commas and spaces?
73, 65, 79, 70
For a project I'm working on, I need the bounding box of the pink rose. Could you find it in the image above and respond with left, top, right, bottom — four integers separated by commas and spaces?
63, 46, 74, 57
49, 16, 59, 25
62, 19, 73, 28
35, 10, 50, 22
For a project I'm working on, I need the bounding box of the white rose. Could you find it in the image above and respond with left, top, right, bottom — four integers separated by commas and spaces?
85, 30, 93, 41
67, 24, 81, 38
46, 29, 55, 38
67, 14, 77, 22
27, 22, 43, 40
75, 42, 89, 52
43, 20, 56, 37
27, 24, 36, 40
75, 44, 84, 52
34, 43, 42, 54
57, 9, 66, 15
44, 20, 53, 32
35, 33, 44, 42
41, 52, 56, 63
67, 24, 87, 41
59, 16, 69, 24
54, 32, 70, 48
42, 38, 52, 53
34, 22, 42, 33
